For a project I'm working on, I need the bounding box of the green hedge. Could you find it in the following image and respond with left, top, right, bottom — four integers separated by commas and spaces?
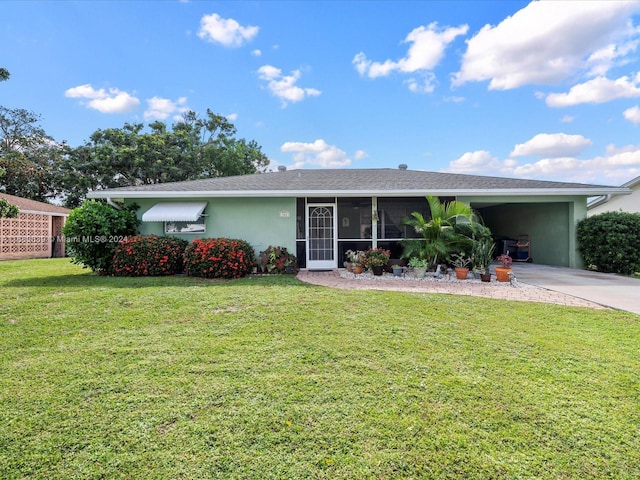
112, 235, 188, 277
62, 201, 139, 274
577, 211, 640, 275
184, 238, 254, 279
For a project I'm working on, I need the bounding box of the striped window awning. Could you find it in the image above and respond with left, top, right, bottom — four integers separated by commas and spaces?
141, 202, 207, 222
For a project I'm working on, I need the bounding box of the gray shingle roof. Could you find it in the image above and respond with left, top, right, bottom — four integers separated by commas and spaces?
87, 168, 628, 198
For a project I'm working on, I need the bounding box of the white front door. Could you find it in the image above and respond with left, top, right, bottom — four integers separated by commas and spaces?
306, 204, 337, 269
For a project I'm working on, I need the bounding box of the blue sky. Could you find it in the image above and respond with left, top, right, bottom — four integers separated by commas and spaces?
3, 1, 640, 186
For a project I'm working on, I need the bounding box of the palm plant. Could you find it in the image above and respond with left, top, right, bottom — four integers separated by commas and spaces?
400, 195, 480, 267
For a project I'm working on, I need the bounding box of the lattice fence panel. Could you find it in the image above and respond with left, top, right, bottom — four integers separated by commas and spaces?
0, 213, 51, 259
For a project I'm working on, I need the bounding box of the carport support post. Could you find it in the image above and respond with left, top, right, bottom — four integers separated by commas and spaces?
569, 198, 586, 269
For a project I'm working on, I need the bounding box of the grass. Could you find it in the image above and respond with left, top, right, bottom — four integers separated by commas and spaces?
1, 258, 639, 479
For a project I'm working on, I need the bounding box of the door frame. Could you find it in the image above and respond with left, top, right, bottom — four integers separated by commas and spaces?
306, 203, 338, 269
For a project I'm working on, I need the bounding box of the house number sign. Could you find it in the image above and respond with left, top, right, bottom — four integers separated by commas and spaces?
279, 210, 290, 218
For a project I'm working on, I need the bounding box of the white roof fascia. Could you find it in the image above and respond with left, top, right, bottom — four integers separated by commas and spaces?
87, 186, 631, 199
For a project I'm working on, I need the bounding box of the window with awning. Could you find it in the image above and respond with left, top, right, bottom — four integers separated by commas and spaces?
141, 202, 208, 234
142, 202, 207, 222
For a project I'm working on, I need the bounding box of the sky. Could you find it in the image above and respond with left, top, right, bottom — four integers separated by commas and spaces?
3, 0, 640, 186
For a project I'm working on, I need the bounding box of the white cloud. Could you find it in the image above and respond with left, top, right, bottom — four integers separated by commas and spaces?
65, 84, 140, 113
144, 96, 188, 121
405, 74, 437, 94
623, 105, 640, 124
197, 13, 258, 47
354, 150, 368, 160
353, 22, 467, 92
513, 157, 583, 177
453, 1, 640, 90
226, 113, 238, 121
546, 75, 640, 107
251, 49, 262, 57
257, 65, 321, 106
561, 115, 576, 123
511, 133, 593, 158
444, 150, 503, 174
280, 139, 357, 168
446, 143, 640, 184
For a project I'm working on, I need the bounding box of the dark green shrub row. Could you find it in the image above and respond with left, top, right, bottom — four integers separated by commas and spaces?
184, 238, 255, 279
112, 235, 188, 277
577, 211, 640, 275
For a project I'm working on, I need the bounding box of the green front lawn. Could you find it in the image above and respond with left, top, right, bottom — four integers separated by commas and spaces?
1, 259, 639, 479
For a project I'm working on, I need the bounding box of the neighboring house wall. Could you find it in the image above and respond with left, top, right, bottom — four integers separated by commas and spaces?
588, 179, 640, 215
129, 197, 297, 254
0, 211, 69, 260
0, 193, 70, 261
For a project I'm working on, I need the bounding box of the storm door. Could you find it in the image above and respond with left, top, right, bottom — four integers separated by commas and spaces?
306, 204, 337, 269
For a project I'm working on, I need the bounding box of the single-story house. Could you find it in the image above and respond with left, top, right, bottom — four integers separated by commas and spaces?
0, 193, 70, 260
87, 166, 630, 269
587, 175, 640, 215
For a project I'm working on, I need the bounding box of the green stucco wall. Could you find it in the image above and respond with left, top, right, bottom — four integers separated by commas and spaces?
461, 196, 586, 268
125, 197, 297, 255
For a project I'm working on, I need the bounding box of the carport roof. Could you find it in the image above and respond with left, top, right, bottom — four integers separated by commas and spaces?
87, 168, 630, 199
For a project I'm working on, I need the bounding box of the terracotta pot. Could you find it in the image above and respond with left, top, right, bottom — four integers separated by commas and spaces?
495, 266, 512, 282
455, 267, 469, 280
353, 264, 364, 274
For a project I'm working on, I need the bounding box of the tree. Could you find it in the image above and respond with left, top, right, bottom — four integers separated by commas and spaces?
0, 197, 19, 218
0, 106, 60, 202
62, 201, 139, 274
53, 109, 270, 206
0, 68, 9, 82
400, 195, 481, 266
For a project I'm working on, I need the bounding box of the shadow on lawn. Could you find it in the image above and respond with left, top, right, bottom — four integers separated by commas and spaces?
2, 273, 306, 289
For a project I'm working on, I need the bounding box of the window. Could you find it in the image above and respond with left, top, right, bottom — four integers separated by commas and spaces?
164, 218, 206, 234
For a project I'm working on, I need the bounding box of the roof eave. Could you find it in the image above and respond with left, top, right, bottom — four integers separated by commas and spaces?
87, 186, 632, 199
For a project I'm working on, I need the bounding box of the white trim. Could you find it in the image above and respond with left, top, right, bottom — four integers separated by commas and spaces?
88, 187, 632, 199
306, 203, 338, 270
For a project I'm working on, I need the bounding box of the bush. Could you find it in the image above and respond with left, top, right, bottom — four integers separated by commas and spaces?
112, 235, 188, 277
577, 211, 640, 275
62, 201, 139, 274
256, 246, 297, 273
184, 238, 254, 279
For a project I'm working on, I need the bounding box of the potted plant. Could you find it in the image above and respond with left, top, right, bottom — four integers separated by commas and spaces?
361, 247, 391, 276
346, 249, 365, 274
391, 264, 403, 277
408, 257, 429, 278
495, 252, 513, 282
472, 239, 495, 282
344, 249, 360, 273
450, 251, 471, 280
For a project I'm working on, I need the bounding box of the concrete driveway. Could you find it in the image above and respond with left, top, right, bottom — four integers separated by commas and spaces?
511, 263, 640, 315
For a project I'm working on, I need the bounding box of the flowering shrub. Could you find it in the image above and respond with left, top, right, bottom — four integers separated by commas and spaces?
361, 247, 391, 268
112, 235, 188, 277
257, 246, 297, 274
184, 237, 254, 279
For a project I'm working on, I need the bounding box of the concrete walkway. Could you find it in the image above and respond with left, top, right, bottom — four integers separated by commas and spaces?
511, 263, 640, 315
296, 264, 640, 315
